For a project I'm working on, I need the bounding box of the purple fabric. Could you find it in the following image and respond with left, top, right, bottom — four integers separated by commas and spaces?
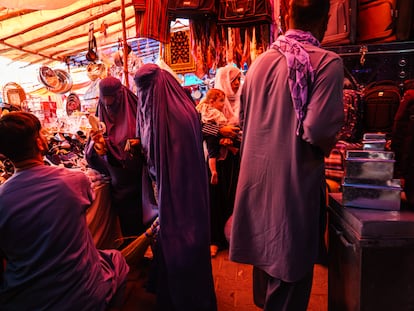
0, 165, 129, 311
97, 76, 138, 166
134, 63, 217, 311
84, 143, 154, 237
85, 76, 152, 237
99, 76, 122, 96
271, 29, 321, 135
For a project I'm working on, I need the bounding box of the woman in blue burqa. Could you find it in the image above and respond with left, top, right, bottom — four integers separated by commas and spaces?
134, 63, 217, 311
85, 76, 156, 239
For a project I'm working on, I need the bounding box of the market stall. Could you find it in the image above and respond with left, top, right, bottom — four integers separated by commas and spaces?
1, 1, 414, 311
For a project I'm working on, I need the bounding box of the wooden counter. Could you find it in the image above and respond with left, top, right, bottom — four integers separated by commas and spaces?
328, 193, 414, 311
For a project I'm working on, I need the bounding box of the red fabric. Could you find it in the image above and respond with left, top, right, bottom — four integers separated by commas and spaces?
131, 0, 145, 10
324, 141, 363, 182
135, 0, 170, 43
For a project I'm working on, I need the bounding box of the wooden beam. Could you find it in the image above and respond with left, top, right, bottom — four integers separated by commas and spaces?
51, 23, 136, 59
33, 14, 135, 54
0, 9, 36, 22
0, 40, 61, 62
0, 1, 139, 66
0, 0, 116, 41
16, 6, 129, 49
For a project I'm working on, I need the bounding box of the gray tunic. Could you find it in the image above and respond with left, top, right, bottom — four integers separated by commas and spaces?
229, 44, 344, 282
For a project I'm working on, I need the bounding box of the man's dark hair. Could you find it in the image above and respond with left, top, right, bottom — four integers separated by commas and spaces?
0, 112, 42, 162
291, 0, 330, 32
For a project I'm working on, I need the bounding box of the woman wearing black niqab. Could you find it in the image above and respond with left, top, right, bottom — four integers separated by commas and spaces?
85, 76, 150, 238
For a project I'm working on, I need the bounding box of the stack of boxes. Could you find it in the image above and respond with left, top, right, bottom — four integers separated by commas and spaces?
342, 133, 402, 210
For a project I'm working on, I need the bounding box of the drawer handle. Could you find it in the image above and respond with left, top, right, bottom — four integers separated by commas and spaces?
330, 224, 356, 252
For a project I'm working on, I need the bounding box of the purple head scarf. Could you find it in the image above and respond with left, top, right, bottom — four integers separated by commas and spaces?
134, 63, 217, 311
99, 76, 122, 96
272, 29, 320, 135
97, 76, 138, 166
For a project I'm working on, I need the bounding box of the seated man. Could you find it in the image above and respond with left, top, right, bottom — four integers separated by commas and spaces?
0, 112, 129, 311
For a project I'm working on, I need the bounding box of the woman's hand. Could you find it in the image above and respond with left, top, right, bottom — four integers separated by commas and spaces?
219, 138, 233, 146
124, 138, 141, 155
219, 125, 240, 139
90, 130, 107, 155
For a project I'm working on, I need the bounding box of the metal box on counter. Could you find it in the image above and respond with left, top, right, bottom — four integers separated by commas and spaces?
346, 149, 394, 160
342, 179, 402, 211
344, 158, 395, 181
362, 133, 387, 151
362, 139, 387, 151
343, 148, 401, 210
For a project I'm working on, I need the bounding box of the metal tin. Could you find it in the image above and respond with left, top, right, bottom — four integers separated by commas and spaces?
363, 133, 387, 140
342, 182, 402, 210
345, 158, 395, 181
343, 177, 401, 187
362, 139, 387, 151
346, 149, 395, 160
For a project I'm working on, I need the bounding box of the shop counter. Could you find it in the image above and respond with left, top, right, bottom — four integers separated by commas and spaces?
328, 193, 414, 311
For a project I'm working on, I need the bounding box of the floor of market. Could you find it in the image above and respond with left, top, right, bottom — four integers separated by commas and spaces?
120, 249, 328, 311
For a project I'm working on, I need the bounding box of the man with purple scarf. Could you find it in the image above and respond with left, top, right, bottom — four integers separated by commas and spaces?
230, 0, 344, 310
134, 63, 217, 311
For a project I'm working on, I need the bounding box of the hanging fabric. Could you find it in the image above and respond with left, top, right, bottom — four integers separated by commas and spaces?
134, 0, 171, 44
217, 0, 272, 27
169, 0, 218, 18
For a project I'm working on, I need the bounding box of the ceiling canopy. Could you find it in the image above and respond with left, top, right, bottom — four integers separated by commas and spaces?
0, 0, 79, 10
0, 0, 137, 68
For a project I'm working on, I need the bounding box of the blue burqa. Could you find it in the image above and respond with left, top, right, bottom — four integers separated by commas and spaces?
134, 64, 217, 311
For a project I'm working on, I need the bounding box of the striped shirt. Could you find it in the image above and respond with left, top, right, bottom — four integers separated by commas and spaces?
202, 122, 220, 137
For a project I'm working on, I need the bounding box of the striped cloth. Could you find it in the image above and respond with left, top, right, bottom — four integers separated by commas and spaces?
202, 122, 220, 137
325, 140, 363, 182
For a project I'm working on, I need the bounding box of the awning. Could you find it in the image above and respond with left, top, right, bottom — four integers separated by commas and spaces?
0, 0, 137, 67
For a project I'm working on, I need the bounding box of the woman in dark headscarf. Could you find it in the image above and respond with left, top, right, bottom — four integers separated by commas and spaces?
85, 76, 153, 238
134, 63, 217, 311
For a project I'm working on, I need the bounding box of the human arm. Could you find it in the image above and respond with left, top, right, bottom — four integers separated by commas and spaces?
302, 56, 344, 156
124, 138, 141, 156
89, 129, 107, 155
208, 157, 218, 185
219, 125, 240, 139
88, 115, 107, 155
201, 122, 240, 139
201, 122, 220, 137
204, 135, 221, 185
84, 137, 110, 176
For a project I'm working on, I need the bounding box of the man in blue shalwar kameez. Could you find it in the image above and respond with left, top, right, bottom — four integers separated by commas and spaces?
0, 112, 129, 311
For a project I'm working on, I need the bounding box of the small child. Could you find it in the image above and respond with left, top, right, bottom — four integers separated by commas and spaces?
197, 88, 241, 257
196, 88, 235, 185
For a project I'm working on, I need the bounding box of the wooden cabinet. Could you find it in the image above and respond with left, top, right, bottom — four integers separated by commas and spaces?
328, 193, 414, 311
